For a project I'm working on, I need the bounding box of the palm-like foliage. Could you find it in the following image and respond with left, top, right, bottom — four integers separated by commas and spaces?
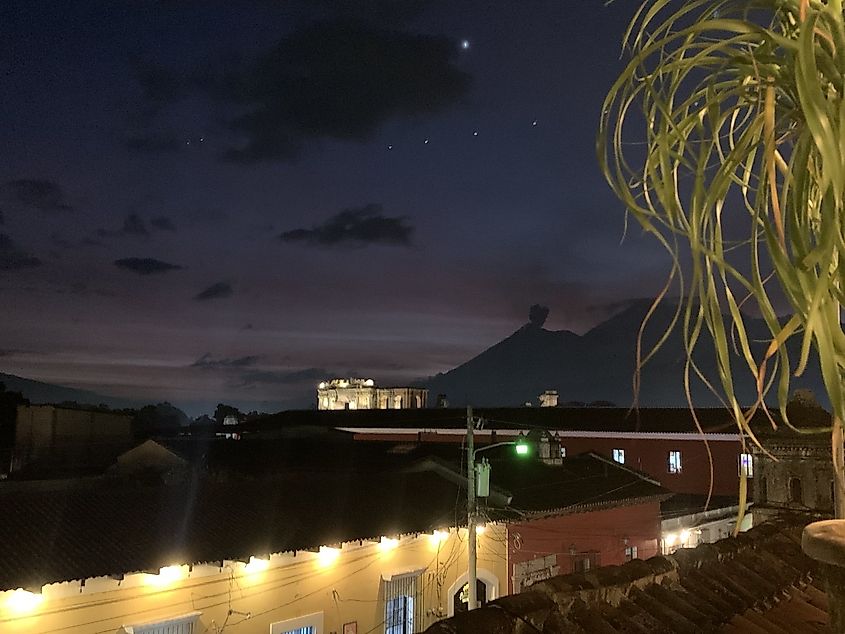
598, 0, 845, 514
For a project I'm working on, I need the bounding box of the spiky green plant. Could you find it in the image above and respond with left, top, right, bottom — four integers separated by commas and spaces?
598, 0, 845, 517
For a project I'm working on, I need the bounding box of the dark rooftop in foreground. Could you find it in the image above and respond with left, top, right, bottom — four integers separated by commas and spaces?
0, 448, 666, 591
425, 516, 828, 633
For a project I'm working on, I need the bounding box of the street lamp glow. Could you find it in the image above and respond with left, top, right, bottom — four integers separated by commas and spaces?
379, 536, 399, 552
430, 530, 449, 546
244, 557, 270, 574
4, 589, 44, 614
317, 546, 341, 568
515, 434, 530, 455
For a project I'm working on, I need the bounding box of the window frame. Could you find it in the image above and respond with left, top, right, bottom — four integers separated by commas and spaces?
270, 612, 323, 634
611, 448, 625, 464
122, 612, 201, 634
738, 453, 754, 478
667, 450, 682, 474
383, 573, 420, 634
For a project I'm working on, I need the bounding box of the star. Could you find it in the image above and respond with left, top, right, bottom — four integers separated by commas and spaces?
532, 120, 538, 126
424, 138, 429, 144
472, 131, 478, 136
387, 144, 393, 150
461, 39, 470, 50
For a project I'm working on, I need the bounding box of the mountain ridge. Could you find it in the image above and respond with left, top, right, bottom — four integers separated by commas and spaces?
421, 301, 827, 408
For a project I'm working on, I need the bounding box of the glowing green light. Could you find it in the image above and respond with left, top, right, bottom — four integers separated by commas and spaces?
515, 441, 529, 456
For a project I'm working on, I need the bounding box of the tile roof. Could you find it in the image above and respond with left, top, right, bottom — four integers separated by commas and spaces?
475, 451, 669, 517
424, 517, 828, 633
0, 470, 465, 591
0, 446, 667, 592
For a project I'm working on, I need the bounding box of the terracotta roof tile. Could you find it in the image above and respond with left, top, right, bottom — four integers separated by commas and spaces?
425, 518, 829, 633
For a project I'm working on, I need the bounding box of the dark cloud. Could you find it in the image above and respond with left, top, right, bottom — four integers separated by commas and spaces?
0, 234, 42, 271
80, 237, 106, 248
192, 353, 260, 369
0, 209, 4, 225
123, 213, 149, 236
138, 20, 470, 163
97, 213, 150, 238
239, 367, 327, 386
281, 203, 413, 248
113, 257, 183, 275
242, 323, 254, 330
1, 179, 73, 213
150, 216, 176, 231
194, 281, 233, 301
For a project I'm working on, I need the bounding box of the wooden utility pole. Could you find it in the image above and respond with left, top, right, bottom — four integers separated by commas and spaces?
467, 405, 477, 611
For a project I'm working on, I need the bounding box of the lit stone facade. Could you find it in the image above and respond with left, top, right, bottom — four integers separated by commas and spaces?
316, 378, 428, 410
752, 430, 833, 518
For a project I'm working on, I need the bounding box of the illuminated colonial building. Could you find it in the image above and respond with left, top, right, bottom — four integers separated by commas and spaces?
316, 378, 428, 410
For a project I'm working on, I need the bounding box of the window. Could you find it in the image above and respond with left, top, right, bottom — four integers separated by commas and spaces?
612, 448, 625, 464
452, 579, 488, 614
384, 574, 419, 634
668, 451, 682, 474
624, 546, 637, 562
386, 596, 414, 634
570, 551, 600, 573
739, 453, 753, 477
270, 613, 323, 634
789, 477, 804, 505
560, 445, 566, 458
123, 612, 200, 634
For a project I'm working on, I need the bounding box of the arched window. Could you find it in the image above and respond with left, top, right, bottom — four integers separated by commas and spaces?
453, 579, 488, 614
789, 477, 803, 505
446, 569, 499, 616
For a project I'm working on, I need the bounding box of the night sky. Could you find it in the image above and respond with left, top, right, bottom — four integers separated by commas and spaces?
0, 1, 669, 414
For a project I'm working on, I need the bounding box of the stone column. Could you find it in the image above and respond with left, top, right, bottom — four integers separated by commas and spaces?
802, 520, 845, 632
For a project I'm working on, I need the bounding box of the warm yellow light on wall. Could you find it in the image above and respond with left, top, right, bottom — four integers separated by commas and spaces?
4, 589, 44, 614
680, 529, 691, 544
145, 565, 186, 587
378, 537, 399, 552
429, 530, 449, 546
317, 546, 340, 568
244, 557, 270, 574
475, 524, 486, 535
